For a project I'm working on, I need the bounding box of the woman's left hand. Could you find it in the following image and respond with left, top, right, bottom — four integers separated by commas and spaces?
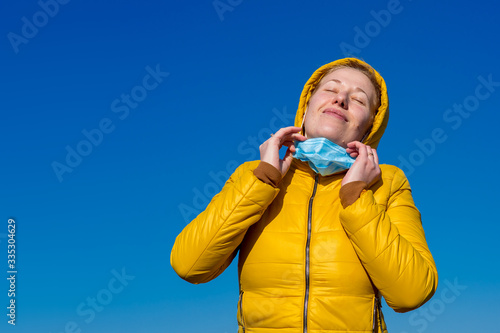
341, 141, 381, 187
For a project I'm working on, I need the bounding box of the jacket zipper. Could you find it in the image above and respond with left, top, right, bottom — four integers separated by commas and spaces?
372, 295, 378, 333
239, 290, 245, 333
378, 295, 383, 332
303, 174, 319, 333
372, 294, 382, 333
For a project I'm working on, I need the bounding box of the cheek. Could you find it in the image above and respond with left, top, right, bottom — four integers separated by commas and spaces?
353, 109, 373, 130
306, 97, 318, 111
307, 92, 328, 109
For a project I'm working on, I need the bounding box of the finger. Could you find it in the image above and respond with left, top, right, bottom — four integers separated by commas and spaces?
291, 133, 307, 142
346, 150, 359, 158
281, 147, 294, 170
273, 126, 302, 139
349, 141, 369, 159
281, 140, 295, 148
288, 145, 297, 153
366, 146, 374, 159
346, 142, 360, 157
269, 127, 303, 147
346, 141, 362, 149
348, 141, 369, 158
372, 149, 379, 165
281, 132, 307, 144
346, 147, 358, 155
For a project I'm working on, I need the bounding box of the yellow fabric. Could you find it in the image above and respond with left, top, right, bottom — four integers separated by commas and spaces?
171, 58, 438, 332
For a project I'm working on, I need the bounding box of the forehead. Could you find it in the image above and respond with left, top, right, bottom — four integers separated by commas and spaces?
318, 67, 376, 97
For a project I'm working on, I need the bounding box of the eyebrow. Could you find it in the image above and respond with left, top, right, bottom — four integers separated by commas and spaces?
326, 79, 369, 98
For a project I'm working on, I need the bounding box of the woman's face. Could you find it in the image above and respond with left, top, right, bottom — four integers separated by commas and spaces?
303, 67, 378, 148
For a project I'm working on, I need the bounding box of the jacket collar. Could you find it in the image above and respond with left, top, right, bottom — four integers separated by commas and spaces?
289, 158, 348, 179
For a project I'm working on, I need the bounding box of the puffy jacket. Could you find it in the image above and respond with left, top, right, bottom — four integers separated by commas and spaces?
171, 58, 438, 333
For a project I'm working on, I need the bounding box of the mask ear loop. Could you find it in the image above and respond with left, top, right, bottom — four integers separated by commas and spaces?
301, 108, 308, 138
360, 129, 370, 144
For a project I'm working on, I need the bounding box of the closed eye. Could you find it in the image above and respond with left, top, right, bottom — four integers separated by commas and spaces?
352, 97, 365, 105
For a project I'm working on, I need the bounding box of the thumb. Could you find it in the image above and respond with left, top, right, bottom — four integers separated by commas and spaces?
281, 148, 295, 175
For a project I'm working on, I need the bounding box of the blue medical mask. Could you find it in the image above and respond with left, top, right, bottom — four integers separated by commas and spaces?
293, 137, 355, 176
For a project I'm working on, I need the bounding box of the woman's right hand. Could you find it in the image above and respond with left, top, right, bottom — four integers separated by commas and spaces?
259, 126, 307, 177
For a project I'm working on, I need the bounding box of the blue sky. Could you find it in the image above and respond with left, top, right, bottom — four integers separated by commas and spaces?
1, 0, 500, 332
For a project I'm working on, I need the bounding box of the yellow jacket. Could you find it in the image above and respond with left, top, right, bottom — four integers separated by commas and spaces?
171, 58, 438, 333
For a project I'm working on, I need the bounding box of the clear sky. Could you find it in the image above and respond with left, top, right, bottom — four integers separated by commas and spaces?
1, 0, 500, 332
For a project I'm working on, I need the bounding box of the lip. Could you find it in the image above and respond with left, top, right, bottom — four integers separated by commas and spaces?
323, 108, 347, 122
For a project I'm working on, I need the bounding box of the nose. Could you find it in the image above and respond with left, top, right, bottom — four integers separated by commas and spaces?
332, 91, 348, 109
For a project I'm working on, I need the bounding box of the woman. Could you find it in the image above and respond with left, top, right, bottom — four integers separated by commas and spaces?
171, 58, 438, 333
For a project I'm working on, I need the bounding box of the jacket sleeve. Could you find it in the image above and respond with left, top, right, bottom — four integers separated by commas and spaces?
170, 162, 280, 284
339, 166, 438, 313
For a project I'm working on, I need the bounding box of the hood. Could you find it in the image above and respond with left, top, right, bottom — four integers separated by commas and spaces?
294, 58, 389, 149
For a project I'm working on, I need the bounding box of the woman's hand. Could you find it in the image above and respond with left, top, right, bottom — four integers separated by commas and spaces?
342, 141, 381, 187
259, 126, 307, 177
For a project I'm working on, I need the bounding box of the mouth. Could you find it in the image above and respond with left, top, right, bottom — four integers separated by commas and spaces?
323, 108, 347, 122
